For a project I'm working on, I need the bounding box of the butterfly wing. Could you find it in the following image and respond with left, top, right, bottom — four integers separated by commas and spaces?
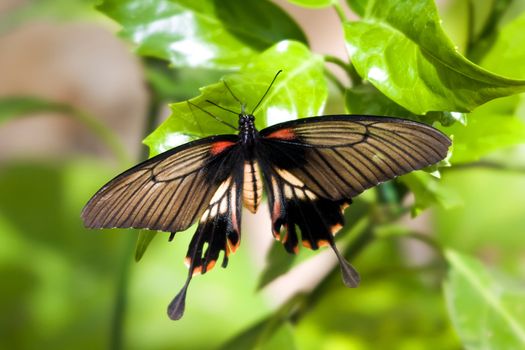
168, 170, 243, 320
81, 135, 239, 234
258, 115, 451, 286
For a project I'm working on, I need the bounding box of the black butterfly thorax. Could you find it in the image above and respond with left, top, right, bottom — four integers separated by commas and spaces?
238, 114, 259, 148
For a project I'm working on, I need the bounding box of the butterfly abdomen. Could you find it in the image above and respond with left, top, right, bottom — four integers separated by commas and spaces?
243, 160, 263, 213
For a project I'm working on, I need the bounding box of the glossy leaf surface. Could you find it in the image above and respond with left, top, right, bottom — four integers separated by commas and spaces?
344, 0, 525, 114
98, 0, 306, 69
144, 40, 327, 156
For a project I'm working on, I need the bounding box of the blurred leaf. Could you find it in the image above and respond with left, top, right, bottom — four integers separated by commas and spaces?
0, 161, 127, 350
0, 0, 100, 33
399, 171, 462, 216
134, 230, 157, 261
344, 0, 525, 115
219, 294, 304, 350
481, 11, 525, 80
345, 84, 466, 126
144, 59, 226, 101
98, 0, 306, 69
0, 97, 70, 122
0, 97, 128, 164
435, 169, 525, 274
447, 111, 525, 164
346, 0, 368, 17
257, 241, 296, 290
438, 0, 470, 54
295, 264, 460, 349
144, 40, 327, 156
286, 0, 338, 8
444, 250, 525, 349
499, 0, 525, 27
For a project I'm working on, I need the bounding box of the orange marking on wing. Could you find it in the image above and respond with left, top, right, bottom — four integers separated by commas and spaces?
228, 238, 240, 253
205, 260, 216, 272
292, 245, 299, 254
331, 223, 343, 234
192, 265, 203, 276
210, 141, 235, 155
317, 239, 330, 247
266, 128, 296, 140
302, 240, 312, 249
272, 230, 281, 240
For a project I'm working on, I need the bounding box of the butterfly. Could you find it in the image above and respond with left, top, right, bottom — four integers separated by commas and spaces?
81, 71, 451, 320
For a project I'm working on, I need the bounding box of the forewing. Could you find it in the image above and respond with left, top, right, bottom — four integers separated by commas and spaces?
260, 115, 451, 201
81, 135, 239, 233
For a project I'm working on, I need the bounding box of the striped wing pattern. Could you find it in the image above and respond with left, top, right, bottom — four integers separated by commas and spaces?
82, 114, 452, 321
261, 115, 451, 201
81, 135, 238, 233
259, 116, 450, 285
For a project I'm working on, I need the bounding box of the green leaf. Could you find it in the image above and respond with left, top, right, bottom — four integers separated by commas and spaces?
134, 230, 157, 261
144, 40, 327, 156
0, 97, 69, 122
444, 250, 525, 349
399, 171, 461, 216
219, 294, 304, 350
346, 0, 369, 17
481, 11, 525, 80
345, 84, 466, 126
257, 241, 296, 290
286, 0, 338, 8
98, 0, 306, 69
344, 0, 525, 115
0, 0, 99, 33
446, 109, 525, 164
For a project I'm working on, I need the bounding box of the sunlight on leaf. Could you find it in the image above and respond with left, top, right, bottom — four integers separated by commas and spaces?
344, 0, 525, 115
98, 0, 306, 69
144, 40, 327, 156
444, 250, 525, 349
345, 84, 465, 127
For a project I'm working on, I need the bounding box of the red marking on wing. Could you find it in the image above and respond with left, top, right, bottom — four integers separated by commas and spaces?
210, 141, 235, 155
265, 128, 296, 140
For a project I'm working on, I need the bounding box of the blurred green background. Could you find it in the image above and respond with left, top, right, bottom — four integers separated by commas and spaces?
1, 0, 525, 349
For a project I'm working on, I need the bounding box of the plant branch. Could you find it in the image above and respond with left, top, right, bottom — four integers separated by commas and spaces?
110, 83, 161, 350
333, 1, 348, 23
324, 55, 362, 86
446, 160, 525, 174
324, 67, 346, 94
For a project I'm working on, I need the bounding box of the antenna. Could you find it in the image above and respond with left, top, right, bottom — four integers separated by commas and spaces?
251, 70, 282, 115
205, 100, 239, 116
223, 80, 243, 106
187, 101, 237, 131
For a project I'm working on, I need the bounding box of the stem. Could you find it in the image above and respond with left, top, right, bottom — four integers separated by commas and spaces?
324, 55, 363, 87
324, 68, 346, 94
445, 160, 525, 174
333, 2, 348, 23
466, 0, 513, 61
110, 83, 161, 349
70, 107, 130, 166
110, 233, 136, 350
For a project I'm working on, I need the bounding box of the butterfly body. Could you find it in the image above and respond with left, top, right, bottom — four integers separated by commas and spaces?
82, 112, 451, 320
